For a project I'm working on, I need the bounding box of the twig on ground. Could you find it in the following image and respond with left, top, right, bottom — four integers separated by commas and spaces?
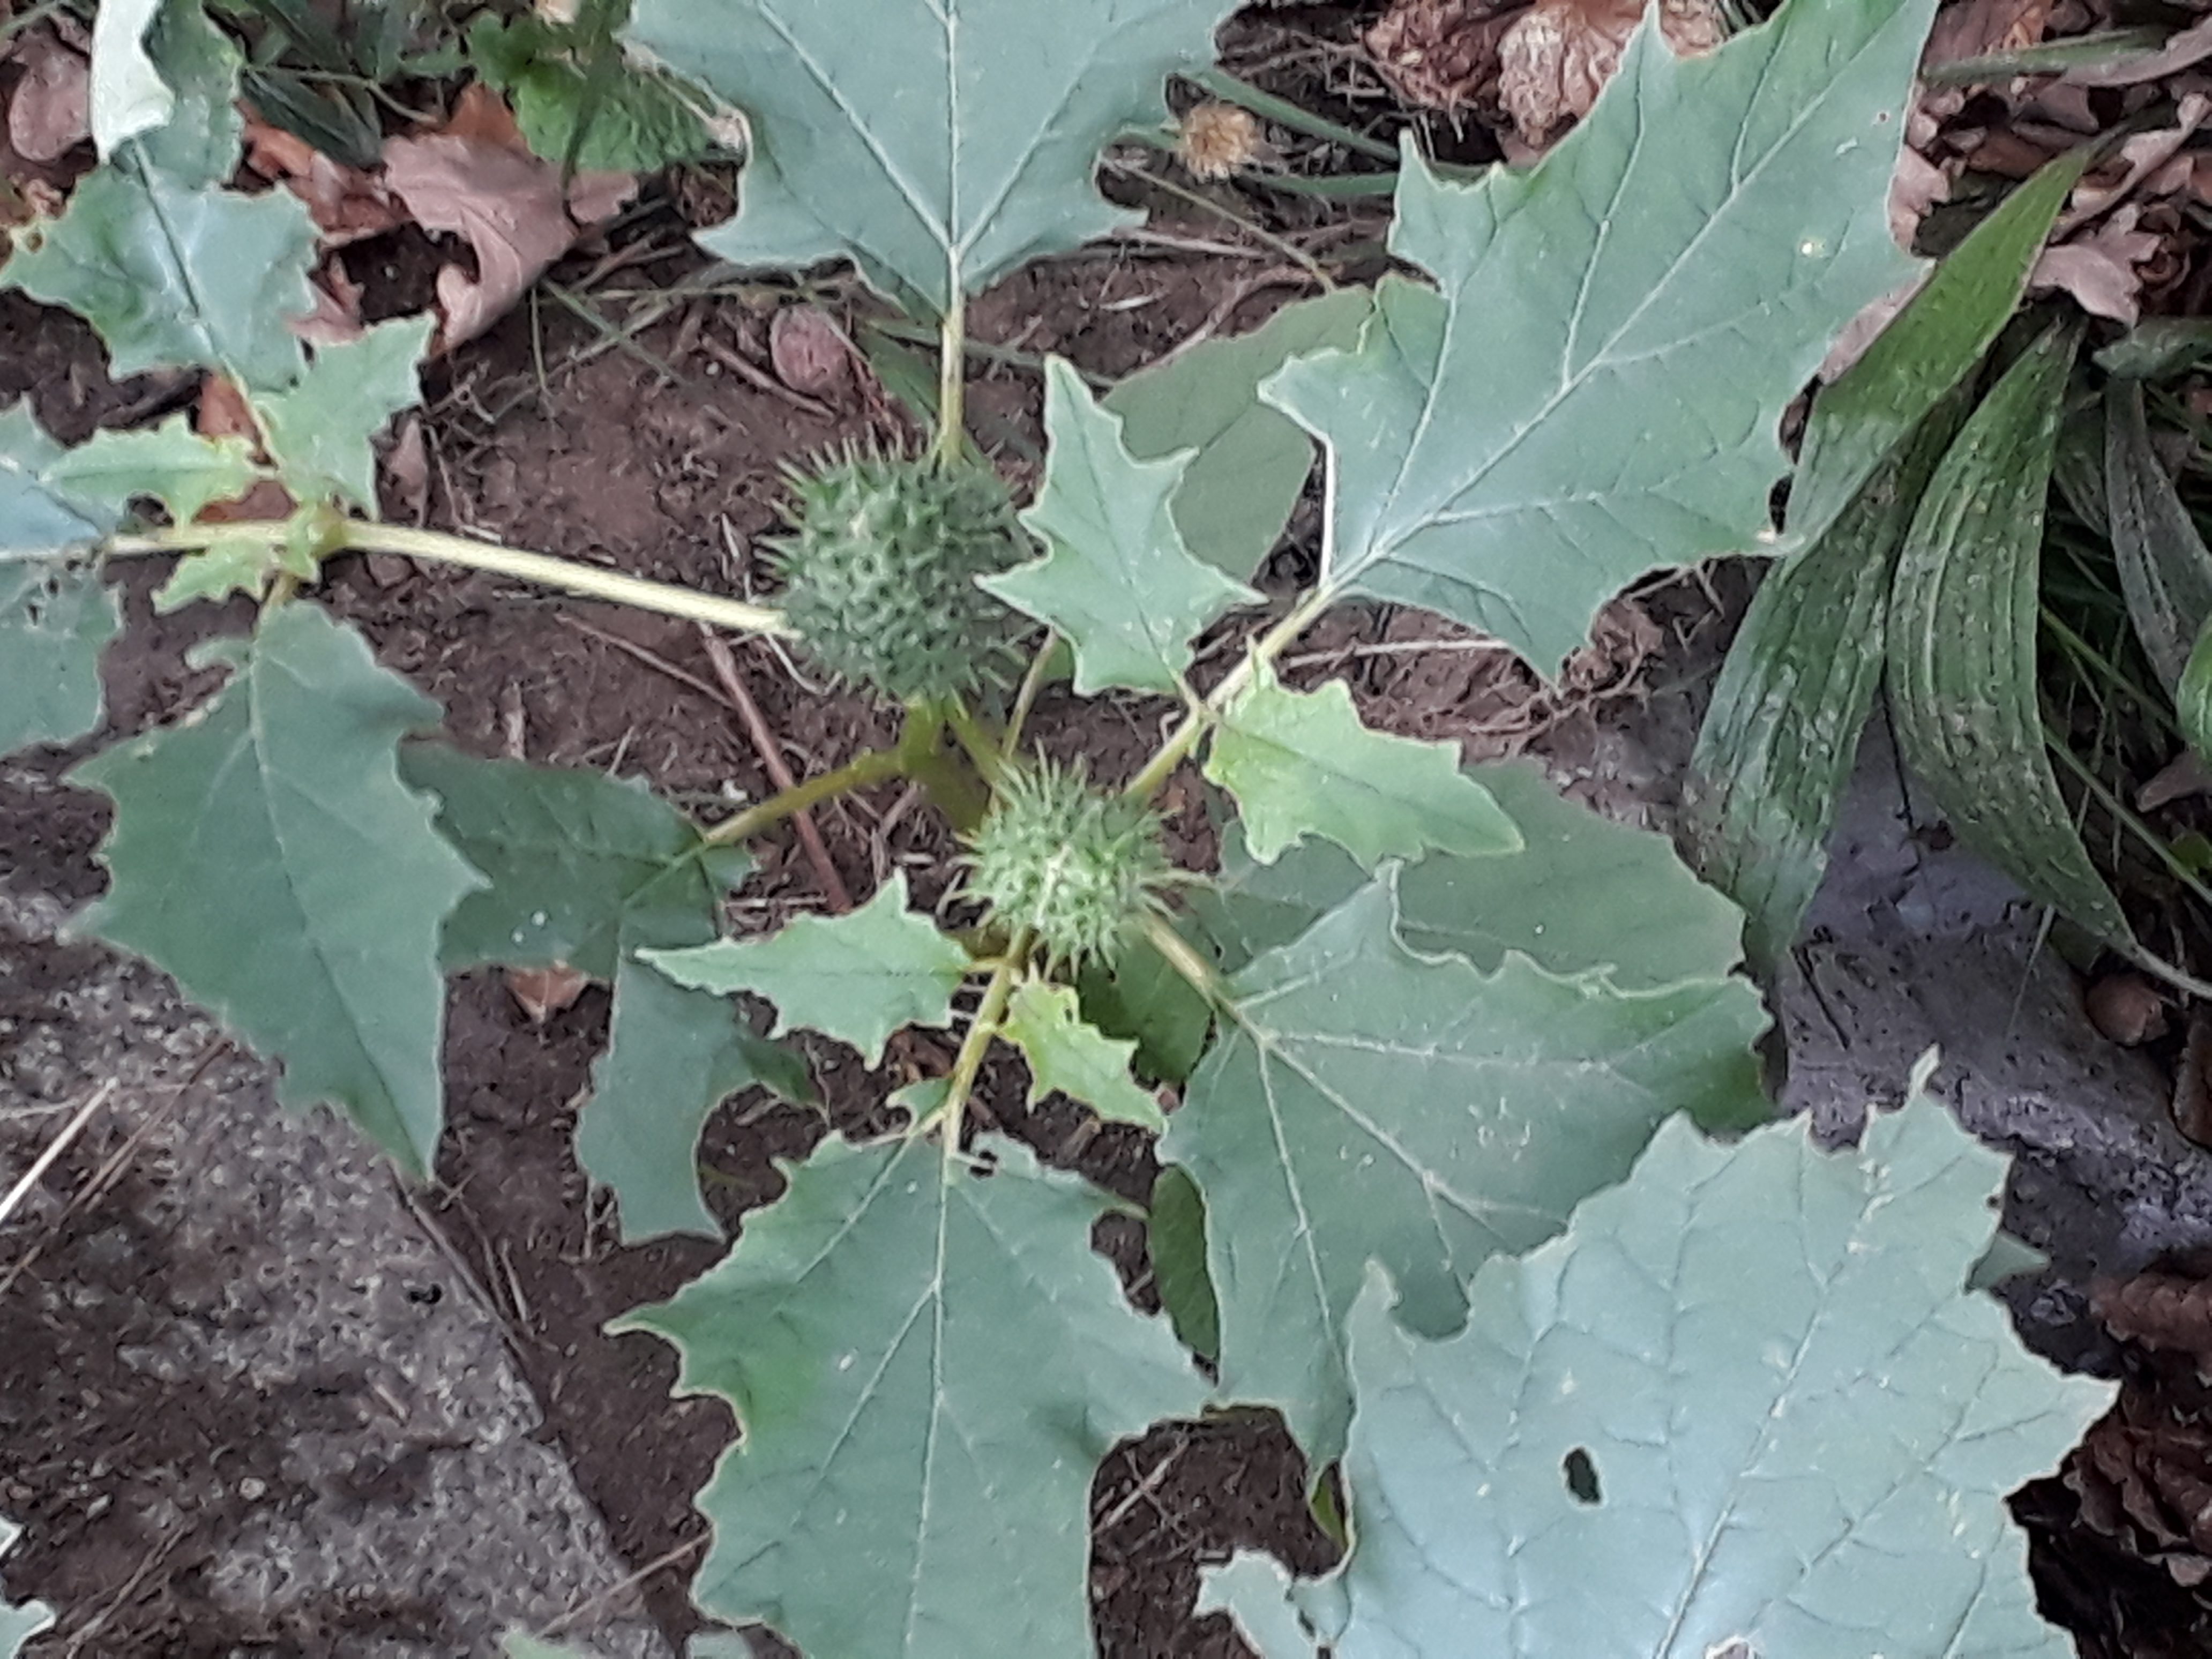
697, 625, 855, 911
0, 1040, 229, 1299
0, 1081, 116, 1231
533, 1535, 708, 1642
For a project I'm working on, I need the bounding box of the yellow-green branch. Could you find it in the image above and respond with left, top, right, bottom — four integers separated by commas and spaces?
108, 521, 795, 639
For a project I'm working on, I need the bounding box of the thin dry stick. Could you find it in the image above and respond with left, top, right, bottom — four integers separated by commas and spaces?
0, 1081, 116, 1230
554, 612, 729, 706
532, 1536, 708, 1641
0, 1039, 229, 1298
696, 625, 854, 912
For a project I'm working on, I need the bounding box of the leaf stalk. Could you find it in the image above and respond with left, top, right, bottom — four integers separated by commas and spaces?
107, 521, 795, 639
700, 744, 905, 847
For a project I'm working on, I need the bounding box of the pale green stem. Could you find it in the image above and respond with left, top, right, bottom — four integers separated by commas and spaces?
944, 701, 1006, 786
923, 941, 1027, 1156
107, 521, 794, 639
1002, 632, 1060, 763
898, 704, 989, 831
700, 745, 904, 847
932, 292, 968, 466
1141, 911, 1231, 1007
1122, 587, 1332, 803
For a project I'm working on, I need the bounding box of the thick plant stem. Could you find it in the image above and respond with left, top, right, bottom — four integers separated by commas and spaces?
1123, 587, 1332, 803
944, 701, 1005, 785
108, 521, 795, 639
929, 939, 1027, 1157
1141, 911, 1231, 1008
931, 293, 967, 466
700, 745, 904, 847
899, 704, 989, 832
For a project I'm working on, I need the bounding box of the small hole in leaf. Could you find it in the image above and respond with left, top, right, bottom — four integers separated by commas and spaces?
1563, 1447, 1601, 1504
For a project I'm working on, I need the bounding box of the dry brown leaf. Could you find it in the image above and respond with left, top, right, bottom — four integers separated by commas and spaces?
2178, 1012, 2212, 1150
1365, 0, 1510, 112
382, 84, 635, 349
2032, 208, 2162, 323
1817, 274, 1926, 382
6, 27, 88, 163
192, 373, 294, 524
2097, 1273, 2212, 1356
293, 258, 367, 347
2141, 749, 2212, 811
768, 305, 855, 401
505, 963, 590, 1025
2072, 10, 2212, 86
2086, 972, 2171, 1046
1923, 0, 2050, 67
243, 114, 406, 246
1497, 0, 1723, 144
380, 414, 430, 522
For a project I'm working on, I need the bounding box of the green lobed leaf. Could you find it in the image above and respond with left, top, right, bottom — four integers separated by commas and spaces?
1197, 757, 1744, 990
1216, 1098, 2111, 1658
987, 357, 1257, 696
1163, 870, 1770, 1464
1074, 924, 1214, 1085
1264, 0, 1932, 670
256, 317, 436, 511
1887, 323, 2133, 946
0, 561, 119, 755
2103, 377, 2212, 694
4, 167, 317, 392
0, 401, 130, 556
151, 520, 321, 613
1206, 661, 1522, 869
400, 744, 801, 1239
642, 872, 972, 1066
126, 0, 248, 186
41, 415, 263, 529
468, 13, 714, 174
1000, 978, 1163, 1129
582, 955, 806, 1238
615, 1133, 1207, 1658
1789, 146, 2088, 547
69, 605, 481, 1175
89, 0, 173, 158
1104, 288, 1373, 580
1148, 1164, 1220, 1363
402, 744, 748, 982
1194, 1555, 1316, 1659
0, 1518, 54, 1654
625, 0, 1240, 315
1682, 397, 1966, 973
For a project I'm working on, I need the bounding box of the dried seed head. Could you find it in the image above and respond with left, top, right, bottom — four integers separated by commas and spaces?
1175, 102, 1263, 181
770, 447, 1027, 705
964, 761, 1174, 970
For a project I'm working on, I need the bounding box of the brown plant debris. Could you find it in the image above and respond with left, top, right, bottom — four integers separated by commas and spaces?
1497, 0, 1723, 143
1175, 101, 1265, 180
2096, 1273, 2212, 1363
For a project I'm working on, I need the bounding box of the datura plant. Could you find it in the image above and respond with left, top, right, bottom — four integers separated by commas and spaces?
0, 0, 2114, 1655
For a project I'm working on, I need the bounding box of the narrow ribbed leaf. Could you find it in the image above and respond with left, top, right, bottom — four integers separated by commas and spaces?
2104, 377, 2212, 693
1682, 399, 1964, 972
1887, 323, 2132, 945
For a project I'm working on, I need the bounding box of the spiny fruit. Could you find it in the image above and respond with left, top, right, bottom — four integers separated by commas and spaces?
769, 447, 1026, 705
965, 761, 1174, 970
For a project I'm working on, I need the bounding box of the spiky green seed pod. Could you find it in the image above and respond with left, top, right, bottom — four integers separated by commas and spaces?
769, 447, 1026, 705
965, 762, 1173, 971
